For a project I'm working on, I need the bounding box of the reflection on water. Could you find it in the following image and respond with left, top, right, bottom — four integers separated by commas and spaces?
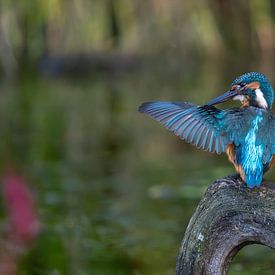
0, 68, 274, 274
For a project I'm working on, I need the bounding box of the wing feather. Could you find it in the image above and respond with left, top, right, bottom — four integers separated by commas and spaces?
139, 101, 231, 154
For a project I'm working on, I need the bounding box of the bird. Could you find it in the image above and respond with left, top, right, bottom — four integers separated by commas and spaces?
139, 72, 275, 188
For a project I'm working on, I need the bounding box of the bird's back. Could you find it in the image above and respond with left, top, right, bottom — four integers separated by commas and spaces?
225, 107, 274, 187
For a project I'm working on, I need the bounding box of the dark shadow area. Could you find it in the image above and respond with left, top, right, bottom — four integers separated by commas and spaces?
229, 244, 275, 275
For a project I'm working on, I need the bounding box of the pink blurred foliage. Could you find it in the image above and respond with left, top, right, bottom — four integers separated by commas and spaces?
0, 171, 41, 275
3, 172, 40, 242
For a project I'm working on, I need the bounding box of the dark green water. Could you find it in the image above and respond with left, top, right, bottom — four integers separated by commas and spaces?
1, 69, 274, 274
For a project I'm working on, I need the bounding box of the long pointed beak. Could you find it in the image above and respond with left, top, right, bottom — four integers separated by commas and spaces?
206, 90, 238, 106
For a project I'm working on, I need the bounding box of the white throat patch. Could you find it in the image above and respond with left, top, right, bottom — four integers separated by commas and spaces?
255, 88, 268, 109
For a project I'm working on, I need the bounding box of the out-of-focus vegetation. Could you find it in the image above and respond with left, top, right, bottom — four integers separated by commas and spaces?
0, 0, 274, 274
1, 0, 275, 77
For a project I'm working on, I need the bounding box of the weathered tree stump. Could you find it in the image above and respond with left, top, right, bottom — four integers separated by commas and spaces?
176, 174, 275, 275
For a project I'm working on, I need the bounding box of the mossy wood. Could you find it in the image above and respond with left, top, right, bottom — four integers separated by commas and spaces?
176, 174, 275, 275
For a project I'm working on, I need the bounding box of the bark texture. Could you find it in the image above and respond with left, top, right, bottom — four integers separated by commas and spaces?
176, 174, 275, 275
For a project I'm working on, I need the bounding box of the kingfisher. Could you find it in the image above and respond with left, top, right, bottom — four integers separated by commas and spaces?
139, 72, 275, 188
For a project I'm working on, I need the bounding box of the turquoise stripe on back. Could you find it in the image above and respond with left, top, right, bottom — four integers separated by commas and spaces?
239, 113, 264, 187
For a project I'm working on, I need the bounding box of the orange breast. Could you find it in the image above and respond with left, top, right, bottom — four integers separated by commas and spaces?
267, 155, 275, 173
226, 144, 246, 182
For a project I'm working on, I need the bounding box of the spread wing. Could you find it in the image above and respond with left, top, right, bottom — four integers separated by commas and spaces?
139, 101, 233, 154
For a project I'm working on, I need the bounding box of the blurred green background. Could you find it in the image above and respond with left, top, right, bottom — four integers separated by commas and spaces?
0, 0, 275, 274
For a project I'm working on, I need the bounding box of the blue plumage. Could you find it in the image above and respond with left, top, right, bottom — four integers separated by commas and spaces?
139, 72, 275, 188
147, 103, 226, 153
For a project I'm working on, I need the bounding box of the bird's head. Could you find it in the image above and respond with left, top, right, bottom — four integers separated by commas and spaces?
207, 72, 274, 109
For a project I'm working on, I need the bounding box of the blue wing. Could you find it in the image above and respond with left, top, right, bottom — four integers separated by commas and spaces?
139, 101, 230, 154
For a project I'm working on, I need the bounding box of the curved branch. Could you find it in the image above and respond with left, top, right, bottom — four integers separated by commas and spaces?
176, 174, 275, 275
